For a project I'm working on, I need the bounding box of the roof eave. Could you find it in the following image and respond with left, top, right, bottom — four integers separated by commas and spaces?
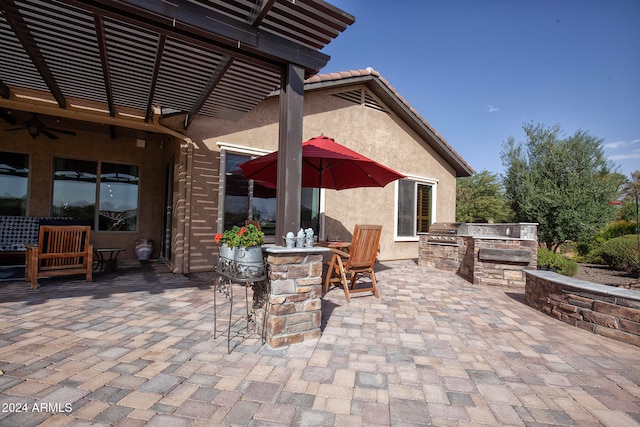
301, 74, 475, 177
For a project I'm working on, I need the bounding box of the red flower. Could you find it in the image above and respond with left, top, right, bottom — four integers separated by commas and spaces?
214, 233, 222, 243
238, 227, 247, 236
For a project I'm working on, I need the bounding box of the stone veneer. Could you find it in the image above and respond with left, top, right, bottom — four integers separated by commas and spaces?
419, 223, 538, 288
525, 270, 640, 347
458, 236, 538, 287
259, 246, 330, 348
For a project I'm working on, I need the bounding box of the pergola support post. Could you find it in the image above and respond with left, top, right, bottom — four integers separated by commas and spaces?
275, 63, 304, 241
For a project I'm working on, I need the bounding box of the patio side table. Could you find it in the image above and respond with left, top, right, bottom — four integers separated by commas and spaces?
93, 248, 125, 272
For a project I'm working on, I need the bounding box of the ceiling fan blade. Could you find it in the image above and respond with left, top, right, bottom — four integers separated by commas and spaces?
5, 126, 27, 131
48, 127, 76, 136
40, 128, 59, 139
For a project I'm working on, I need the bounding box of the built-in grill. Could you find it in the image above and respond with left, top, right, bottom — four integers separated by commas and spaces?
425, 222, 465, 243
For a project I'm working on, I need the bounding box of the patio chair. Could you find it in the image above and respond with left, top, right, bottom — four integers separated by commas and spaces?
244, 220, 261, 231
323, 224, 382, 302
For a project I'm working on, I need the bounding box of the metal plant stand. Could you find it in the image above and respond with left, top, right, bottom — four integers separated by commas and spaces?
213, 259, 269, 353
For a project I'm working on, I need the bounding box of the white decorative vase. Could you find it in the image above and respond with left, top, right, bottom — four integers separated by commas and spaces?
134, 238, 153, 261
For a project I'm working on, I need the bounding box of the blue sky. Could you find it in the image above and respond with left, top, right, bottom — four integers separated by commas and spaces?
322, 0, 640, 179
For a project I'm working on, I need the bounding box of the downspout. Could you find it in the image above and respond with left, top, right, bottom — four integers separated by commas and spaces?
171, 141, 190, 275
182, 141, 194, 275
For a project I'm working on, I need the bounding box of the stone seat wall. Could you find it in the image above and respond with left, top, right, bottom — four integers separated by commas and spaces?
525, 270, 640, 347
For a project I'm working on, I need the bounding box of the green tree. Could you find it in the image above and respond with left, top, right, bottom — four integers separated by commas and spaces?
618, 170, 640, 223
501, 123, 623, 252
456, 170, 512, 223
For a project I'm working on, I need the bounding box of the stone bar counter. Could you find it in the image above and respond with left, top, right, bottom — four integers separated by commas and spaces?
260, 245, 331, 348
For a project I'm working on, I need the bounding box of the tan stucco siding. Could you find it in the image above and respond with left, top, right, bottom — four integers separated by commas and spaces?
184, 85, 459, 262
0, 80, 464, 269
301, 90, 458, 260
184, 143, 221, 272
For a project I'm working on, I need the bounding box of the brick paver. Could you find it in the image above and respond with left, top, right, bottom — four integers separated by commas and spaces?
1, 260, 639, 426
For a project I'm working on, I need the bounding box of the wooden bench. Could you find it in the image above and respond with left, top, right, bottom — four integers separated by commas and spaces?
25, 225, 93, 289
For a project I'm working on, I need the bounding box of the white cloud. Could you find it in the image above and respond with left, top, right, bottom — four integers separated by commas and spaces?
607, 149, 640, 161
486, 105, 499, 113
603, 138, 640, 150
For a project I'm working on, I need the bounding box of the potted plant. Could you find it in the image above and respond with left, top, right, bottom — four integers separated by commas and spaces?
215, 228, 238, 260
215, 224, 265, 279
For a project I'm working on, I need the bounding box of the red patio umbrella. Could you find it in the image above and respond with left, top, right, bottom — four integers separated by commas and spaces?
238, 135, 405, 233
238, 135, 405, 191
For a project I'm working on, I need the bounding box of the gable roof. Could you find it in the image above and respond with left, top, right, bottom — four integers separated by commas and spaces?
303, 68, 474, 177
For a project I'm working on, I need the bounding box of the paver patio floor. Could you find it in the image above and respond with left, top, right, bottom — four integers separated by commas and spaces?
0, 260, 639, 426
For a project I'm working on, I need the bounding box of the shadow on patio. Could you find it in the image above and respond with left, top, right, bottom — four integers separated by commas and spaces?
0, 262, 215, 305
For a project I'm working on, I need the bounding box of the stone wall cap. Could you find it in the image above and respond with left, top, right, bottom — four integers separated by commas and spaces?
526, 269, 640, 301
459, 235, 535, 241
262, 244, 331, 255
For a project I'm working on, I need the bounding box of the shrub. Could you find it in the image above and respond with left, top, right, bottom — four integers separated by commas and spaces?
596, 220, 637, 242
592, 234, 639, 274
537, 247, 579, 276
575, 220, 638, 263
575, 241, 593, 258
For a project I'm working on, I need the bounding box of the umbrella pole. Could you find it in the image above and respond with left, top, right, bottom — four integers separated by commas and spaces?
317, 161, 323, 236
316, 187, 321, 237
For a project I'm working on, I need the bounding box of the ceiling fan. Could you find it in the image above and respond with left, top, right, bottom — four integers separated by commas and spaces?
5, 114, 77, 140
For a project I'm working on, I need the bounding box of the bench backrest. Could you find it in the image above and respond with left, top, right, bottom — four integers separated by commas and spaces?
37, 225, 91, 269
0, 216, 74, 251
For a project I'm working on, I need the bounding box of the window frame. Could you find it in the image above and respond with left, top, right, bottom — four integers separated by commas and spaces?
98, 161, 140, 232
394, 175, 438, 241
216, 143, 272, 236
52, 157, 140, 232
0, 151, 30, 216
216, 142, 325, 239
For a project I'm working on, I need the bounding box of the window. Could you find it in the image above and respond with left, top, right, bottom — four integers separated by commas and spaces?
99, 163, 139, 231
219, 148, 320, 237
52, 158, 139, 231
52, 158, 97, 221
223, 152, 277, 234
396, 178, 436, 239
0, 151, 29, 216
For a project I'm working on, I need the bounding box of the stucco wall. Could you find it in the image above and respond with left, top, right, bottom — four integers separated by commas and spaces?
0, 122, 172, 265
1, 81, 463, 271
185, 84, 459, 262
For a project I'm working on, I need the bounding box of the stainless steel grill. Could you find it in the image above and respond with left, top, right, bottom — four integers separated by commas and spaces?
426, 222, 464, 243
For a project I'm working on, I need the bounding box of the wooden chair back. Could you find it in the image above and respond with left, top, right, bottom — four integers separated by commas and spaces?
323, 224, 382, 302
244, 220, 261, 231
346, 224, 382, 270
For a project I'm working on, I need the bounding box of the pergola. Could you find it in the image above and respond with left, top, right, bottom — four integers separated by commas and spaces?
0, 0, 355, 238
